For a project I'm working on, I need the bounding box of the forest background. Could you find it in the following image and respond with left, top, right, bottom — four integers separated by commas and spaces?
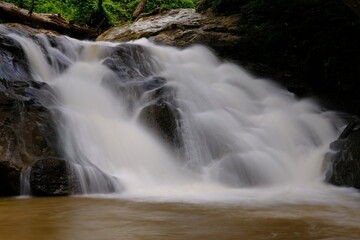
4, 0, 200, 27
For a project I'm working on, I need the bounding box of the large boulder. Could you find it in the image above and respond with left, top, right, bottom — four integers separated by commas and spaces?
326, 124, 360, 189
97, 8, 244, 62
29, 158, 70, 196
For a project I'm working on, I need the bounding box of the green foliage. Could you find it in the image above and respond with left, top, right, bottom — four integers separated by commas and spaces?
3, 0, 199, 27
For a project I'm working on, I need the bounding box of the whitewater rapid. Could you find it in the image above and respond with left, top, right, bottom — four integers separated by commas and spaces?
5, 29, 354, 205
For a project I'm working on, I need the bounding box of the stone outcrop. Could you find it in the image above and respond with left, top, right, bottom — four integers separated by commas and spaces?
0, 30, 61, 196
102, 44, 183, 148
138, 85, 182, 148
29, 158, 70, 196
326, 122, 360, 189
97, 8, 243, 61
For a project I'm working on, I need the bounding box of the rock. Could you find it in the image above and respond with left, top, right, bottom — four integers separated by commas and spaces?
30, 158, 70, 196
97, 8, 244, 60
0, 23, 60, 37
0, 161, 21, 196
101, 44, 183, 148
0, 35, 60, 164
68, 163, 119, 194
138, 86, 182, 148
0, 30, 61, 196
102, 44, 155, 80
97, 9, 206, 42
0, 34, 32, 82
29, 158, 119, 196
326, 127, 360, 189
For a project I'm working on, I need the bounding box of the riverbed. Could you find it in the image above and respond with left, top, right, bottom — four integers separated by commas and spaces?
1, 194, 360, 240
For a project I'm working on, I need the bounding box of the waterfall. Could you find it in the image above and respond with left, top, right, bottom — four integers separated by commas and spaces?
4, 30, 343, 201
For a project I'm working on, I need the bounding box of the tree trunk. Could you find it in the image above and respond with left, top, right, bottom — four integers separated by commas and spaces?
0, 2, 97, 39
343, 0, 360, 17
133, 0, 148, 20
28, 0, 35, 16
98, 0, 103, 10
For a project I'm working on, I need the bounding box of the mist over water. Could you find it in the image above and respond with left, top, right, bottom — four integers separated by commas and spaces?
5, 30, 354, 205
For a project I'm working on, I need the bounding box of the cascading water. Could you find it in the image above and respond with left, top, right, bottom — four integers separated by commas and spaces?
4, 28, 346, 203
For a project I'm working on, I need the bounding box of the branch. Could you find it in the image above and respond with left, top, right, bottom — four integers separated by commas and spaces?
133, 0, 148, 20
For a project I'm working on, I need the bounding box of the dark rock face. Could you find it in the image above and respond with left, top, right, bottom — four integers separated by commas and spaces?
0, 34, 31, 82
138, 86, 182, 148
30, 158, 69, 196
103, 44, 156, 80
29, 158, 119, 196
102, 44, 182, 148
0, 161, 21, 196
326, 129, 360, 189
0, 29, 61, 196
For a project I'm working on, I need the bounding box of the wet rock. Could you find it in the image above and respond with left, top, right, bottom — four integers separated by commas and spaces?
326, 129, 360, 189
139, 88, 181, 148
30, 158, 70, 196
102, 44, 156, 80
68, 163, 118, 194
100, 44, 182, 148
0, 34, 32, 82
0, 161, 21, 196
29, 158, 119, 196
0, 31, 61, 196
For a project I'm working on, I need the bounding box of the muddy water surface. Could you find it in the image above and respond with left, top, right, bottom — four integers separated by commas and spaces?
0, 197, 359, 240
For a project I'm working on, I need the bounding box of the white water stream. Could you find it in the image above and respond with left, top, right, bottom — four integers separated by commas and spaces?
6, 31, 356, 206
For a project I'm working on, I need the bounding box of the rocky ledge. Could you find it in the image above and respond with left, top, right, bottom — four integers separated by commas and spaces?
97, 8, 244, 61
